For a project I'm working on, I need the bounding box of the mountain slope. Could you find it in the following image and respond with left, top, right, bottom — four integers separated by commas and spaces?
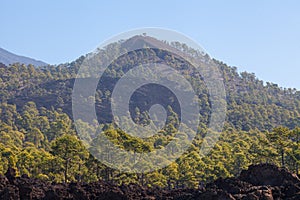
2, 35, 299, 132
0, 47, 47, 66
1, 35, 300, 188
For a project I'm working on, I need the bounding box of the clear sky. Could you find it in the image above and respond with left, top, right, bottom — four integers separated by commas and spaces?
1, 0, 299, 89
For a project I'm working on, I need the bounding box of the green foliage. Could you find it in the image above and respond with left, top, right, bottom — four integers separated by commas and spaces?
1, 102, 300, 187
51, 134, 89, 182
1, 39, 300, 188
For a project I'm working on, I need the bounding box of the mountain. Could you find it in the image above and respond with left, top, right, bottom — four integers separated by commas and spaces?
3, 35, 300, 131
0, 47, 47, 66
1, 35, 300, 189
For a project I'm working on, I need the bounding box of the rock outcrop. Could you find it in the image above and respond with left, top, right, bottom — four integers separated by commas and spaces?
1, 164, 300, 199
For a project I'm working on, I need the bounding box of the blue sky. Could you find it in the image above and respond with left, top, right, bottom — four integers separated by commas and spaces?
1, 0, 299, 89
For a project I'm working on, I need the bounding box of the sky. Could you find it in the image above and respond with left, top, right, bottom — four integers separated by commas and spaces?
1, 0, 299, 89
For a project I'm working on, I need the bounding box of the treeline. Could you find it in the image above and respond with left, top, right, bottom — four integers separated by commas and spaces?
0, 101, 300, 188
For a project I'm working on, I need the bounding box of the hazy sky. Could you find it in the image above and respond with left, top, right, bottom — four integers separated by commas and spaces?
1, 0, 299, 89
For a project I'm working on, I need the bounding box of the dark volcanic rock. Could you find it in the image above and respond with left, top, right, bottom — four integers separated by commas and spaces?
0, 164, 300, 199
5, 167, 16, 184
239, 163, 300, 186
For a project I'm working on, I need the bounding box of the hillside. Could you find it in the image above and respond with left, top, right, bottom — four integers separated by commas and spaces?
0, 35, 300, 193
1, 36, 300, 131
0, 47, 47, 67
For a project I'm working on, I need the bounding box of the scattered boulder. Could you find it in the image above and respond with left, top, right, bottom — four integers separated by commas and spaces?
239, 163, 300, 186
5, 167, 16, 184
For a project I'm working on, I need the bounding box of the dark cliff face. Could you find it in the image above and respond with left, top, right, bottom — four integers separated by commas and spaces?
1, 164, 300, 200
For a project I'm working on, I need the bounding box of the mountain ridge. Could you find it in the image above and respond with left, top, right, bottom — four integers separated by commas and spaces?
0, 47, 47, 67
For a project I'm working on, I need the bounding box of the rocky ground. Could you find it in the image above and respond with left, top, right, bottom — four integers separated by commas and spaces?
1, 164, 300, 199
